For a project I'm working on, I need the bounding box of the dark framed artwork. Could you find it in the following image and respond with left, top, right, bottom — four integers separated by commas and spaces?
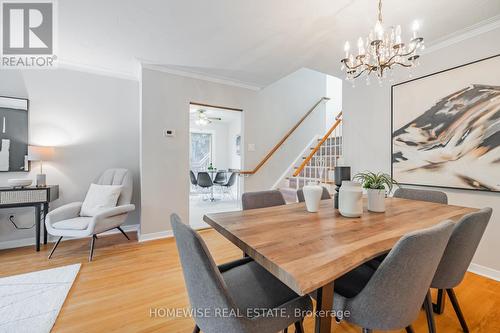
391, 54, 500, 192
0, 96, 29, 172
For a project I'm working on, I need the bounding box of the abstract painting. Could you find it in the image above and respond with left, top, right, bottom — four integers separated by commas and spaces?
392, 55, 500, 192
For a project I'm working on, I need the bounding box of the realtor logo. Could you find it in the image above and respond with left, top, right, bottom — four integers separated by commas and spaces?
1, 1, 56, 68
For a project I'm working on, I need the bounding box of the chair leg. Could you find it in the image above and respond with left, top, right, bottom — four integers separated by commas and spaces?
117, 226, 130, 240
283, 328, 288, 333
423, 290, 437, 333
193, 325, 200, 333
294, 320, 304, 333
406, 325, 415, 333
362, 329, 373, 333
88, 235, 97, 262
433, 288, 446, 314
48, 236, 63, 259
447, 288, 469, 333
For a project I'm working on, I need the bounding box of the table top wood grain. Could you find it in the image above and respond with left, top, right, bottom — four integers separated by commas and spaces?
203, 197, 477, 295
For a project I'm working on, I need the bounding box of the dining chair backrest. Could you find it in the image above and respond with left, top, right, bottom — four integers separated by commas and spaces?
197, 172, 213, 188
348, 221, 454, 330
432, 208, 492, 289
171, 214, 246, 332
242, 190, 286, 210
97, 168, 133, 206
225, 172, 237, 187
296, 186, 331, 203
393, 188, 448, 204
189, 170, 198, 186
214, 171, 226, 183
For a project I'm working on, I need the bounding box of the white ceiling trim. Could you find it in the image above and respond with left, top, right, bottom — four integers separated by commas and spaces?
141, 63, 261, 91
58, 59, 139, 81
423, 14, 500, 54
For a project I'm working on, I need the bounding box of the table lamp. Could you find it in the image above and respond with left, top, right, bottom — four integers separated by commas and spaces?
27, 145, 54, 187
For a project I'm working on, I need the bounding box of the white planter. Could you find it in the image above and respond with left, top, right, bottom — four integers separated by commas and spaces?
339, 181, 363, 218
303, 182, 323, 213
367, 189, 386, 212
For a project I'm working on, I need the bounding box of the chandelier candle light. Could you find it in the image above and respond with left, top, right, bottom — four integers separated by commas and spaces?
341, 0, 424, 83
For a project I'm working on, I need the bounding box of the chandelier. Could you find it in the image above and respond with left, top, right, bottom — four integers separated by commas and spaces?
341, 0, 424, 83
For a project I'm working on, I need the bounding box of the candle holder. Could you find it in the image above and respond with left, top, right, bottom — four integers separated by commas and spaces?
334, 166, 351, 209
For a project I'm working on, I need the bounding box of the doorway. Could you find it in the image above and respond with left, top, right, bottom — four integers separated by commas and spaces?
189, 102, 243, 228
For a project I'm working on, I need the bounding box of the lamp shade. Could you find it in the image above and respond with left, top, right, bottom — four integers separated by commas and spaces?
27, 145, 54, 161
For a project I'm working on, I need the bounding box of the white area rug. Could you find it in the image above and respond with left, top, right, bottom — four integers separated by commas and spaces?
0, 264, 81, 333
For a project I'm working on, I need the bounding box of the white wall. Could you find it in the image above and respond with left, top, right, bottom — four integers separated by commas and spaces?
141, 67, 335, 237
342, 27, 500, 274
0, 68, 140, 247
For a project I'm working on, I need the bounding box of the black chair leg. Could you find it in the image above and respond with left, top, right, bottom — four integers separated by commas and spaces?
89, 235, 97, 262
406, 325, 415, 333
433, 288, 446, 314
193, 325, 200, 333
294, 320, 304, 333
117, 226, 130, 240
424, 290, 437, 333
283, 328, 288, 333
447, 288, 469, 333
48, 236, 63, 259
362, 329, 373, 333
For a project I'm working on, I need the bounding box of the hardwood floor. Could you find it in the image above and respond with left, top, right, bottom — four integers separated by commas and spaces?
1, 229, 499, 333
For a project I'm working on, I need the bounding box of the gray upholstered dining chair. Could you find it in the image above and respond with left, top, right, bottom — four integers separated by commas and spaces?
424, 208, 493, 333
325, 221, 454, 333
171, 214, 311, 333
241, 190, 286, 210
296, 186, 331, 203
45, 168, 135, 261
393, 188, 448, 204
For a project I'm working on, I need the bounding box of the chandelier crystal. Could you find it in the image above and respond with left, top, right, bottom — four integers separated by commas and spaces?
341, 0, 424, 82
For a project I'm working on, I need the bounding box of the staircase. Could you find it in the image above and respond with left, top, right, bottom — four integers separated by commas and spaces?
279, 112, 343, 203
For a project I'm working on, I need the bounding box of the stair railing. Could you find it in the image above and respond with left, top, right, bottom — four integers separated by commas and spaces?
239, 97, 330, 175
292, 111, 343, 188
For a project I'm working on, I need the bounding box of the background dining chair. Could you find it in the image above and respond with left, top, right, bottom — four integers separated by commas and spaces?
213, 171, 226, 185
190, 170, 198, 192
393, 188, 448, 204
242, 190, 286, 210
171, 214, 311, 333
425, 208, 493, 333
46, 168, 135, 261
326, 221, 454, 333
296, 186, 331, 203
197, 172, 214, 200
218, 172, 237, 200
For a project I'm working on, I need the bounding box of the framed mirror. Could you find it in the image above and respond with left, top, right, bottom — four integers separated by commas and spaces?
0, 96, 29, 172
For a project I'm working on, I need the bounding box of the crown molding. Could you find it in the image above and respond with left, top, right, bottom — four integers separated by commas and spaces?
423, 15, 500, 55
57, 59, 139, 81
141, 63, 261, 91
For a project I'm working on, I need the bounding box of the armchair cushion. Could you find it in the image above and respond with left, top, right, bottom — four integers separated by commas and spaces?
52, 217, 92, 230
81, 184, 122, 217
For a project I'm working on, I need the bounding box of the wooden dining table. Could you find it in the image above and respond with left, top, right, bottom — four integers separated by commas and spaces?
203, 197, 477, 333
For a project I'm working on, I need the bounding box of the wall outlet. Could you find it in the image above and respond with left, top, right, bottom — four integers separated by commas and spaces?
163, 129, 176, 137
248, 143, 255, 152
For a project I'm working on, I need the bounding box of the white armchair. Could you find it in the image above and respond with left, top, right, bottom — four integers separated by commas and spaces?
46, 168, 135, 261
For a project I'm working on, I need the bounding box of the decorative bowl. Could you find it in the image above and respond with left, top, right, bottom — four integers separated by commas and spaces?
7, 179, 32, 188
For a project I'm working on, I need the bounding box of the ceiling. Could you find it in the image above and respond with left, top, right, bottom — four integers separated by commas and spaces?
58, 0, 500, 87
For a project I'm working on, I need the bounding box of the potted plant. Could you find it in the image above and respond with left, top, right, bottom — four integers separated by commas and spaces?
353, 171, 398, 212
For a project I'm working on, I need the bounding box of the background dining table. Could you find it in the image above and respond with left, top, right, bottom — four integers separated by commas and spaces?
203, 197, 477, 333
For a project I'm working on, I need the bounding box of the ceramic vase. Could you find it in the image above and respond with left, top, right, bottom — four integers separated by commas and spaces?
339, 181, 363, 217
303, 182, 323, 213
367, 189, 386, 212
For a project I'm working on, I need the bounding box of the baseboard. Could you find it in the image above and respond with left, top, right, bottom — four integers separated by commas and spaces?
0, 224, 139, 250
138, 224, 211, 242
468, 263, 500, 282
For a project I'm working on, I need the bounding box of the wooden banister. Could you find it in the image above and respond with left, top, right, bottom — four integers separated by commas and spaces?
239, 97, 330, 175
293, 111, 342, 177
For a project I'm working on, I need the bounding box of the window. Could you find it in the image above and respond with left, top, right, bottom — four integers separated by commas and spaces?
190, 132, 212, 172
